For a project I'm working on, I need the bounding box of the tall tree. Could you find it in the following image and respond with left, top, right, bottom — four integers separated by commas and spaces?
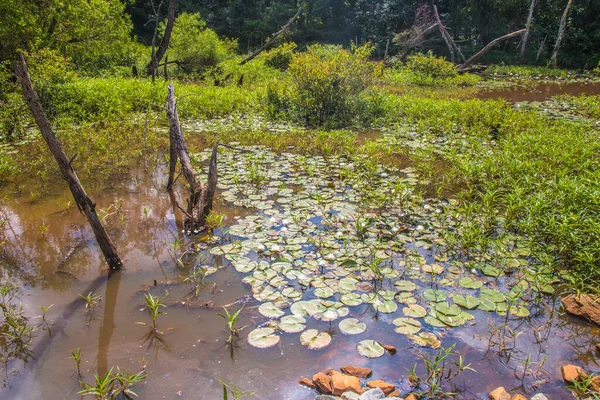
146, 0, 176, 77
550, 0, 573, 67
521, 0, 538, 63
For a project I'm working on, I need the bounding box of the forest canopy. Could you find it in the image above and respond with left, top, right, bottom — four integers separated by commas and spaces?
1, 0, 599, 72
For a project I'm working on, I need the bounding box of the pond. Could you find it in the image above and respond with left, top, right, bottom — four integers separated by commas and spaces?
1, 132, 599, 400
475, 81, 600, 102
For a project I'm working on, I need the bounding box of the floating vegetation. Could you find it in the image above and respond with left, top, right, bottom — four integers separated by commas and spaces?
194, 145, 554, 355
357, 340, 385, 358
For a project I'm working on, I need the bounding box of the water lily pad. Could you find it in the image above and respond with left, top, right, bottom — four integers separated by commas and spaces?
376, 300, 398, 314
357, 340, 385, 358
407, 332, 441, 349
300, 329, 332, 349
403, 304, 427, 318
247, 328, 280, 348
394, 280, 418, 292
458, 277, 483, 289
340, 293, 363, 306
393, 317, 422, 334
258, 302, 285, 318
338, 277, 359, 291
453, 295, 480, 310
314, 287, 334, 299
279, 315, 306, 333
423, 315, 447, 328
423, 289, 446, 302
422, 264, 444, 275
478, 298, 496, 312
290, 301, 318, 317
339, 318, 367, 335
434, 302, 461, 316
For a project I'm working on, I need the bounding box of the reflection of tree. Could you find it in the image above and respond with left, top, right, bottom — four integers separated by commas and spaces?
97, 271, 121, 376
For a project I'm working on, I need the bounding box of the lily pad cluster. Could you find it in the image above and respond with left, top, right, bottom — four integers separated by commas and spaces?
195, 145, 555, 353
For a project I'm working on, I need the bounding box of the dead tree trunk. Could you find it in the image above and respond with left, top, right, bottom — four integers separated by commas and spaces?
520, 0, 538, 63
400, 22, 439, 62
240, 0, 306, 65
146, 0, 176, 77
15, 53, 122, 271
433, 5, 454, 62
166, 83, 218, 235
535, 36, 547, 65
459, 29, 526, 70
550, 0, 573, 68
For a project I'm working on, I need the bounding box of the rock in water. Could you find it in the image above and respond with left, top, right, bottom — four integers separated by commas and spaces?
562, 294, 600, 325
312, 372, 332, 394
366, 380, 396, 396
330, 372, 361, 396
340, 365, 373, 378
299, 377, 315, 389
359, 388, 386, 400
489, 387, 511, 400
561, 364, 585, 383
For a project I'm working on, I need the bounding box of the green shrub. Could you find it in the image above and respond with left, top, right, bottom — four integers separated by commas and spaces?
166, 12, 237, 76
266, 43, 376, 127
594, 61, 600, 76
261, 42, 297, 71
406, 52, 458, 80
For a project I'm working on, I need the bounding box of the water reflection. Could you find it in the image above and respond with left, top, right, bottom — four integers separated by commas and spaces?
97, 271, 121, 376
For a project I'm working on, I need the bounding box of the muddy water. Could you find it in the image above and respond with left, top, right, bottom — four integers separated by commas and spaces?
475, 81, 600, 102
1, 155, 600, 400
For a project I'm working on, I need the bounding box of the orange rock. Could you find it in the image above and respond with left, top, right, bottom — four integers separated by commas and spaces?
340, 365, 373, 378
312, 372, 332, 394
299, 377, 315, 389
510, 395, 527, 400
489, 387, 511, 400
388, 390, 401, 397
561, 364, 585, 383
405, 394, 418, 400
330, 373, 361, 396
590, 376, 600, 392
383, 344, 397, 355
366, 380, 396, 396
562, 294, 600, 325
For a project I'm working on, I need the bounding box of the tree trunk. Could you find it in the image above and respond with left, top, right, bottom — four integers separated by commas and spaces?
535, 36, 547, 65
520, 0, 538, 63
433, 5, 454, 63
240, 0, 306, 65
146, 0, 176, 76
400, 22, 439, 62
550, 0, 573, 68
15, 53, 122, 271
460, 29, 527, 69
165, 83, 218, 235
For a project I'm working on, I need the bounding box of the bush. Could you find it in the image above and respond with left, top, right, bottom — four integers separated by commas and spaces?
266, 43, 376, 127
261, 42, 297, 71
406, 51, 458, 80
167, 13, 237, 76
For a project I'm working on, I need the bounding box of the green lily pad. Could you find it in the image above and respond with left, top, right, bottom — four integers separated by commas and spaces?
339, 318, 367, 335
393, 317, 422, 334
478, 298, 496, 312
300, 329, 332, 349
434, 302, 461, 316
258, 302, 285, 318
357, 340, 385, 358
247, 328, 280, 348
406, 332, 441, 349
394, 280, 418, 292
453, 295, 480, 310
403, 304, 427, 318
423, 289, 446, 302
279, 315, 306, 333
290, 301, 319, 317
314, 287, 335, 299
376, 300, 398, 314
458, 277, 483, 289
424, 315, 447, 328
340, 293, 363, 306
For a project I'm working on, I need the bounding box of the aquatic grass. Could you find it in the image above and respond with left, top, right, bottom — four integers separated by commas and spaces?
218, 306, 245, 344
139, 292, 168, 333
414, 344, 475, 398
70, 347, 82, 377
221, 379, 254, 400
78, 366, 147, 399
555, 94, 600, 119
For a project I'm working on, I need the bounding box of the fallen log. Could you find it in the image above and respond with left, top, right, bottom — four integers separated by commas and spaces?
459, 29, 527, 70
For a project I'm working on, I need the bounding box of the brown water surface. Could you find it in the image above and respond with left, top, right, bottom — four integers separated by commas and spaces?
1, 143, 599, 400
475, 81, 600, 102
